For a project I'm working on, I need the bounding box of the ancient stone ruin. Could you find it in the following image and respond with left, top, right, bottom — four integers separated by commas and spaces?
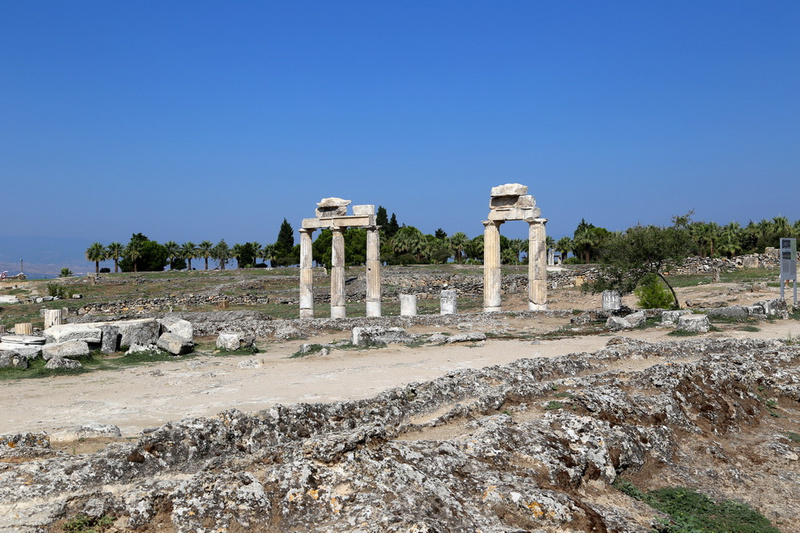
484, 183, 547, 312
300, 198, 380, 318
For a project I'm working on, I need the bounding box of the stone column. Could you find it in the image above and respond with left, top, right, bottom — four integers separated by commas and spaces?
483, 220, 503, 312
528, 218, 548, 310
43, 309, 63, 329
400, 294, 417, 316
330, 227, 346, 319
299, 228, 315, 318
366, 226, 381, 317
14, 323, 33, 335
440, 289, 457, 315
602, 290, 621, 311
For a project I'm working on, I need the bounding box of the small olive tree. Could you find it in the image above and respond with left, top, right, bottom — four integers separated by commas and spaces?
585, 223, 692, 309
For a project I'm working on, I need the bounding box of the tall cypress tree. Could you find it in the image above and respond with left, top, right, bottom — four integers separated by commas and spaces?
275, 218, 295, 257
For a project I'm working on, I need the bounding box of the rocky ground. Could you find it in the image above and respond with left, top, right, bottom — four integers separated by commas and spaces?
1, 280, 799, 532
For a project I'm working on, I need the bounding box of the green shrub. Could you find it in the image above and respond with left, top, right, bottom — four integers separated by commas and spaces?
59, 268, 73, 277
47, 283, 73, 299
635, 274, 676, 309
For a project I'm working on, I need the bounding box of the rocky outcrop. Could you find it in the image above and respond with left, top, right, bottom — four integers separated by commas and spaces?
1, 337, 798, 532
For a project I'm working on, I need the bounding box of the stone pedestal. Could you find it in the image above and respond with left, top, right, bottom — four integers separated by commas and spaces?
602, 290, 621, 311
528, 218, 548, 311
366, 227, 381, 317
14, 323, 33, 335
400, 294, 417, 316
440, 289, 458, 315
43, 309, 63, 329
299, 228, 315, 318
483, 220, 502, 312
330, 228, 346, 319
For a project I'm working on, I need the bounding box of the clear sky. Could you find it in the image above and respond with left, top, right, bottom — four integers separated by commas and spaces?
2, 1, 798, 276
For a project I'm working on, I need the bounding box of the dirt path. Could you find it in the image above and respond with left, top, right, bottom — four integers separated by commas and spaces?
2, 315, 797, 441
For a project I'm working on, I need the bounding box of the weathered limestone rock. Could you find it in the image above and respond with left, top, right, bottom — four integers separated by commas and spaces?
126, 344, 157, 355
0, 295, 20, 304
606, 316, 632, 330
315, 197, 350, 218
440, 289, 457, 315
158, 316, 193, 341
99, 325, 120, 354
446, 332, 487, 343
756, 298, 788, 318
351, 326, 413, 346
0, 350, 28, 369
44, 323, 102, 345
352, 204, 375, 216
399, 294, 417, 316
42, 340, 90, 360
660, 309, 693, 325
51, 423, 122, 442
115, 319, 161, 347
490, 183, 528, 197
156, 332, 194, 355
216, 332, 256, 351
625, 311, 646, 328
677, 314, 711, 333
44, 357, 82, 370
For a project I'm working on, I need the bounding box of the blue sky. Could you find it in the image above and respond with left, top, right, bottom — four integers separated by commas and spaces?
2, 1, 798, 276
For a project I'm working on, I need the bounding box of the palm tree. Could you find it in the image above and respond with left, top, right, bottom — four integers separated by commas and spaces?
249, 242, 264, 266
449, 232, 468, 264
197, 241, 214, 270
181, 241, 197, 270
718, 222, 742, 258
773, 216, 792, 240
556, 237, 572, 264
509, 238, 527, 264
231, 243, 245, 269
163, 241, 180, 270
125, 241, 143, 273
106, 242, 124, 273
262, 243, 276, 268
391, 227, 430, 263
212, 240, 230, 270
85, 242, 105, 273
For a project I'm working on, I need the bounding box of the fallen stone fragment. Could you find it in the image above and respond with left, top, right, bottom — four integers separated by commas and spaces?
677, 314, 711, 333
157, 332, 194, 355
351, 326, 413, 346
446, 332, 487, 343
217, 332, 256, 351
44, 357, 82, 370
42, 340, 90, 360
0, 350, 28, 369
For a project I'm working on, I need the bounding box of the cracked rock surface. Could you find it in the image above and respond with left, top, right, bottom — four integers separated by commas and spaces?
2, 337, 799, 532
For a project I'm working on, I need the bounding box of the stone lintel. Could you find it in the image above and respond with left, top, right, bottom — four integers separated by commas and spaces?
302, 215, 376, 229
490, 183, 528, 197
352, 204, 375, 216
487, 206, 542, 222
490, 194, 535, 210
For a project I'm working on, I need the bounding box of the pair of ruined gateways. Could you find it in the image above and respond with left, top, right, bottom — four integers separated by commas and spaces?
299, 183, 547, 318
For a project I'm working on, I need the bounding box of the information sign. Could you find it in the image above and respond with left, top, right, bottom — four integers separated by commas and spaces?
780, 238, 797, 281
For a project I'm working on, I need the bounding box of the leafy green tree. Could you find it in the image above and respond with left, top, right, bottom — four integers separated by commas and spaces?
717, 222, 742, 258
434, 228, 447, 240
386, 213, 400, 239
181, 242, 197, 270
376, 206, 389, 228
106, 242, 124, 273
586, 223, 692, 308
249, 242, 264, 266
212, 240, 230, 270
59, 267, 73, 278
197, 241, 214, 270
572, 220, 613, 263
312, 229, 333, 268
119, 234, 167, 272
85, 242, 105, 273
634, 273, 676, 309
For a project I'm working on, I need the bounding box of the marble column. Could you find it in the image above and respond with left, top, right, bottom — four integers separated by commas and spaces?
483, 220, 503, 312
366, 226, 381, 317
528, 218, 548, 310
330, 227, 346, 319
299, 228, 315, 318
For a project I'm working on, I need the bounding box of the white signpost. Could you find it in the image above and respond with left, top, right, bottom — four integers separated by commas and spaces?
779, 238, 797, 304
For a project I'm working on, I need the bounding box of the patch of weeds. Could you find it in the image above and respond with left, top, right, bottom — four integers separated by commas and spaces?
404, 338, 428, 348
709, 315, 760, 325
737, 325, 761, 332
786, 431, 800, 444
788, 307, 800, 321
290, 343, 325, 358
0, 357, 90, 381
667, 330, 699, 337
63, 513, 114, 532
553, 391, 573, 398
544, 401, 563, 411
614, 480, 779, 533
216, 346, 259, 356
634, 317, 662, 330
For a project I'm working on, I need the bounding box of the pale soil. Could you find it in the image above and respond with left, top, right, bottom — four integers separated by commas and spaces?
1, 283, 797, 448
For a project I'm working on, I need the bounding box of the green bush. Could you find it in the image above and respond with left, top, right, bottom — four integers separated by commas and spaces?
47, 283, 73, 299
59, 268, 73, 278
635, 273, 676, 309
